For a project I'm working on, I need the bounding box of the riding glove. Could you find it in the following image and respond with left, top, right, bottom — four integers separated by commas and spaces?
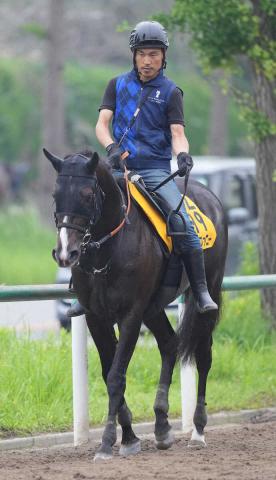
177, 152, 194, 177
106, 143, 123, 170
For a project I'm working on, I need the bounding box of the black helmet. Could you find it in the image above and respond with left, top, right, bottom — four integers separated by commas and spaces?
129, 21, 169, 51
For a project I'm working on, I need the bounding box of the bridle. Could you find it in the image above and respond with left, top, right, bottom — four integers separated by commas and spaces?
80, 167, 131, 253
54, 174, 105, 235
54, 160, 131, 255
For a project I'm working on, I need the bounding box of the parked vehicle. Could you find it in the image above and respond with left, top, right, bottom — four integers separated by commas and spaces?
56, 156, 257, 328
173, 156, 257, 275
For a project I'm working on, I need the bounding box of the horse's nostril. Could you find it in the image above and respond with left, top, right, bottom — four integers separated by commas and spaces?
68, 250, 79, 263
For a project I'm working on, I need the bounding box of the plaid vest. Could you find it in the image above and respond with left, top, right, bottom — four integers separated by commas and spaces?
112, 69, 176, 170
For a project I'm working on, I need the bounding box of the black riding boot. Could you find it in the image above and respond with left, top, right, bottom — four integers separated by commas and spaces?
67, 300, 87, 318
181, 249, 218, 313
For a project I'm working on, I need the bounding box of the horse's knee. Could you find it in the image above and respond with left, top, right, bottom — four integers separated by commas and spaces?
107, 370, 126, 399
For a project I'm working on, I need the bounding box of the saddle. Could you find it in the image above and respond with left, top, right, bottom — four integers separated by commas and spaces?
117, 173, 217, 254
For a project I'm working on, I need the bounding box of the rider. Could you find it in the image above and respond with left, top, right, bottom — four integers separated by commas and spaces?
68, 20, 217, 317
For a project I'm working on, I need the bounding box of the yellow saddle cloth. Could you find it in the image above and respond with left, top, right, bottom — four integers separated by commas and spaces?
128, 182, 217, 253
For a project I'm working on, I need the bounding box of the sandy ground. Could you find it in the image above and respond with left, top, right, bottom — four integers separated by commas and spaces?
0, 421, 275, 480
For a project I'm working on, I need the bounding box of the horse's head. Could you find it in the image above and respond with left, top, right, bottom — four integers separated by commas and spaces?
44, 148, 105, 267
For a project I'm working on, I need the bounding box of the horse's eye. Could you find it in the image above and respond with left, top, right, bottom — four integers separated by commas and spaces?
80, 189, 93, 203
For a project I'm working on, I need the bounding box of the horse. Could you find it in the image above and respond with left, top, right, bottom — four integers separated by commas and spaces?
44, 148, 228, 461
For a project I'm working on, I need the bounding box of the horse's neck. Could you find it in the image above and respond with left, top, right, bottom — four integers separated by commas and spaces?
94, 162, 122, 236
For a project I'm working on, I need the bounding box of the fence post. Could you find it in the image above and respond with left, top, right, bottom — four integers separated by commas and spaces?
71, 315, 89, 446
178, 296, 197, 432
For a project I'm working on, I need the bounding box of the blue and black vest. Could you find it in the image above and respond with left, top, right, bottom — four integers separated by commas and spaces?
112, 69, 177, 171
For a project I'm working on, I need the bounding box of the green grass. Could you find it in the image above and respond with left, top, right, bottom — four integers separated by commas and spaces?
0, 207, 56, 285
0, 290, 275, 437
0, 211, 275, 436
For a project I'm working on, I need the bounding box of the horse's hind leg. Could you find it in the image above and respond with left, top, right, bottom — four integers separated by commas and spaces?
85, 314, 139, 459
188, 332, 213, 449
144, 310, 177, 450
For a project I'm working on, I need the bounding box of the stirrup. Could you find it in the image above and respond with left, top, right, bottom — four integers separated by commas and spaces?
196, 292, 218, 313
166, 210, 187, 237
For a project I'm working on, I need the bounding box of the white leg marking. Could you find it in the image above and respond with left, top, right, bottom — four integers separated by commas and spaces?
188, 427, 206, 449
191, 428, 205, 444
180, 361, 197, 433
60, 216, 69, 261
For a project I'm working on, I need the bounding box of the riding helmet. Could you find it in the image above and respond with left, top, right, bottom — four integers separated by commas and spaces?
129, 21, 169, 51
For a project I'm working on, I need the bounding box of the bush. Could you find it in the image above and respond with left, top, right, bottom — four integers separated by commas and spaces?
238, 241, 259, 276
0, 59, 41, 162
0, 207, 56, 285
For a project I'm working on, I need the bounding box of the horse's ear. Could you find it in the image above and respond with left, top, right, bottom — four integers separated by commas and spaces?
86, 152, 99, 174
43, 148, 63, 173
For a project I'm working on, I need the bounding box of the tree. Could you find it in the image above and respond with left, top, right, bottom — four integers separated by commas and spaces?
158, 0, 276, 325
39, 0, 66, 223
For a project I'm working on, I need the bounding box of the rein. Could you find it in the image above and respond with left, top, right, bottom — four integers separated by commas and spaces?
81, 166, 131, 253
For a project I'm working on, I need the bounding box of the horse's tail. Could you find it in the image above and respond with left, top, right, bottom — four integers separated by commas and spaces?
177, 278, 222, 363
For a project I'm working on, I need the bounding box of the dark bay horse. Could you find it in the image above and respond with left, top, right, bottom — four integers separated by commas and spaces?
44, 148, 228, 460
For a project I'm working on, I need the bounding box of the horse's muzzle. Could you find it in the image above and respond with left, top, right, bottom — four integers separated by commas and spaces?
52, 248, 80, 267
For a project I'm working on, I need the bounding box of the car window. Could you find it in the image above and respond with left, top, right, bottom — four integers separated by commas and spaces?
224, 175, 245, 210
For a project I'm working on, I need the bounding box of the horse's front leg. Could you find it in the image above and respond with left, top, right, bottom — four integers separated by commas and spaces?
85, 313, 139, 460
144, 311, 177, 449
95, 313, 142, 462
117, 400, 141, 456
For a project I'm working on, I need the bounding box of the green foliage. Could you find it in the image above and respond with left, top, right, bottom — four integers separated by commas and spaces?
21, 23, 47, 39
158, 1, 258, 69
216, 291, 273, 347
158, 0, 276, 141
167, 70, 212, 153
0, 58, 252, 166
0, 207, 56, 285
231, 88, 276, 141
0, 59, 41, 162
64, 63, 122, 152
238, 241, 259, 276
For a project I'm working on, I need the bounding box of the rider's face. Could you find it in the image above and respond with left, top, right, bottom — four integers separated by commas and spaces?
135, 48, 163, 82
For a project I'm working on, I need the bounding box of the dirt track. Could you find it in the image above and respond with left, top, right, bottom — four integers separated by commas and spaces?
0, 421, 275, 480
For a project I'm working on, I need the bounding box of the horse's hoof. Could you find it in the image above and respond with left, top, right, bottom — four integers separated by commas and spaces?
119, 439, 141, 456
93, 452, 113, 462
188, 428, 206, 449
155, 428, 174, 450
188, 439, 206, 449
94, 445, 113, 462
